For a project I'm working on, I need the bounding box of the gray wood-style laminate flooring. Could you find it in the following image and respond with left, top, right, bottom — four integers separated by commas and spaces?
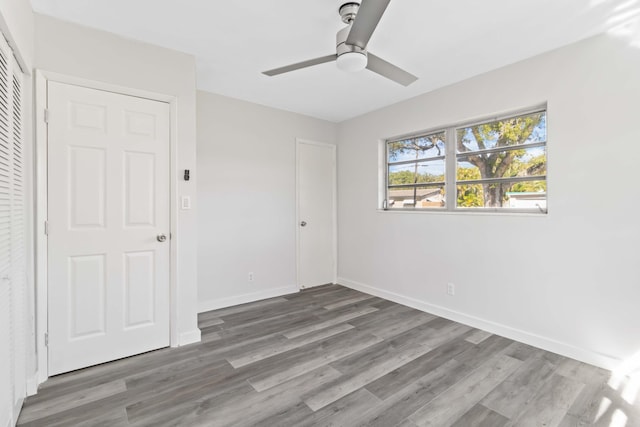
18, 285, 640, 426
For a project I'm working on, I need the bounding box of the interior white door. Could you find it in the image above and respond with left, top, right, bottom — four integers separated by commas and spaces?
297, 140, 336, 288
47, 81, 171, 375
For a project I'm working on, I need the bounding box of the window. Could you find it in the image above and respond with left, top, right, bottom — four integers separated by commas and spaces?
385, 109, 547, 213
386, 131, 446, 209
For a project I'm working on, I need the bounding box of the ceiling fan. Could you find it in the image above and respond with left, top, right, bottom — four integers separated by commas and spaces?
262, 1, 418, 86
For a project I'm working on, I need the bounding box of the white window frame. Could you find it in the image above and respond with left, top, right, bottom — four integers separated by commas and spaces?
382, 106, 548, 214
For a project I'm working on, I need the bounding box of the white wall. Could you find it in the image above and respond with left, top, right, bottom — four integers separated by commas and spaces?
337, 33, 640, 370
0, 0, 33, 69
34, 14, 200, 345
197, 91, 337, 311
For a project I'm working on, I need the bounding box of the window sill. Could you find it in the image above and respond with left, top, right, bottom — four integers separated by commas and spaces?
377, 208, 548, 217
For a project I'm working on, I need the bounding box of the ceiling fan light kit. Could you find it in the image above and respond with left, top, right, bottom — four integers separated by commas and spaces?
336, 24, 368, 72
262, 0, 418, 86
336, 51, 368, 72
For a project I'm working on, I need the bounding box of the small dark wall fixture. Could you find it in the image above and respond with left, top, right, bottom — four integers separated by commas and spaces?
184, 169, 190, 181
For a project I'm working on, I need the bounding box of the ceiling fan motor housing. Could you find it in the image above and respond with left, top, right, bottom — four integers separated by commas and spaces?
336, 21, 367, 71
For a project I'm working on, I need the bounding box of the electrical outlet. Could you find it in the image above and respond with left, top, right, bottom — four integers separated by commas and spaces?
248, 272, 254, 282
447, 283, 455, 296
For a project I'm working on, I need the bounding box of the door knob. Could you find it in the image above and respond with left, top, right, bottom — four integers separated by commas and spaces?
157, 234, 167, 242
300, 221, 307, 227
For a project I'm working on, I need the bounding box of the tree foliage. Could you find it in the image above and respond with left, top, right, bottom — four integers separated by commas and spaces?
388, 170, 443, 186
455, 167, 482, 207
388, 134, 444, 163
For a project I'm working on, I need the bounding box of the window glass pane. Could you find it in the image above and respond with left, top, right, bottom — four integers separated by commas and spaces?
457, 146, 547, 181
457, 181, 546, 208
387, 185, 445, 209
388, 132, 445, 162
455, 111, 547, 210
456, 112, 546, 152
388, 160, 445, 185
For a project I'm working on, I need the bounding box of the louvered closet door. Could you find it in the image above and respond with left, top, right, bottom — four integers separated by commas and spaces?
10, 66, 26, 416
48, 82, 171, 375
0, 34, 13, 427
0, 34, 26, 426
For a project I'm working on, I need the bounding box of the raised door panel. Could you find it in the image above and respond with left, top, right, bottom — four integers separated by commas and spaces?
124, 251, 155, 329
68, 255, 106, 340
69, 147, 106, 229
124, 152, 155, 228
124, 110, 156, 139
69, 102, 107, 134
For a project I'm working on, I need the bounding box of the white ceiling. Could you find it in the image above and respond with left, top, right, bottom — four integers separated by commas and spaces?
30, 0, 633, 122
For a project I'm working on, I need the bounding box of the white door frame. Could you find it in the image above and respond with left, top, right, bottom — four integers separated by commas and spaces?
295, 138, 337, 289
34, 70, 179, 385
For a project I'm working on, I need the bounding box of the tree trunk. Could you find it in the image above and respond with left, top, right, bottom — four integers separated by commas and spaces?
483, 183, 506, 207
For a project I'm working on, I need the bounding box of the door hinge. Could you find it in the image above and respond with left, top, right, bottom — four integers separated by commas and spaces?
44, 220, 49, 236
44, 333, 49, 347
44, 108, 50, 123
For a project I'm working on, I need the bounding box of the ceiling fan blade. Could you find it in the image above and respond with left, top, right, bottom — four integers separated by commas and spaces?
263, 54, 337, 76
366, 53, 418, 86
346, 0, 391, 49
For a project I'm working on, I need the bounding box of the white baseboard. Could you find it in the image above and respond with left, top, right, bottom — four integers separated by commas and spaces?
37, 368, 48, 389
198, 285, 299, 313
337, 277, 621, 371
178, 328, 201, 346
13, 397, 24, 426
27, 376, 39, 396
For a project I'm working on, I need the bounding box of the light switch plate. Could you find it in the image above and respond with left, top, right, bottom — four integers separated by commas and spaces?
181, 196, 191, 210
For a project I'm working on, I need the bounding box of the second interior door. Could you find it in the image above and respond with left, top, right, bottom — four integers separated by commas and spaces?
47, 81, 171, 375
297, 140, 336, 288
